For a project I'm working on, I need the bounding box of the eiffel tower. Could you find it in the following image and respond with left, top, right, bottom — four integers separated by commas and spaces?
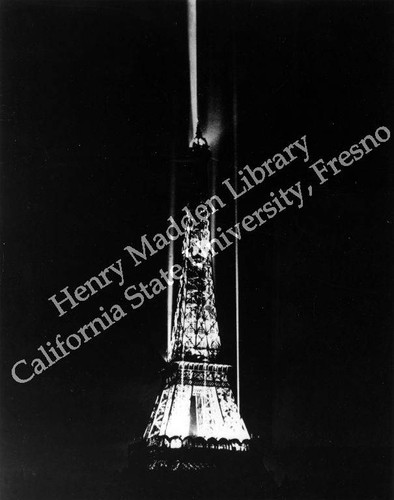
142, 126, 250, 455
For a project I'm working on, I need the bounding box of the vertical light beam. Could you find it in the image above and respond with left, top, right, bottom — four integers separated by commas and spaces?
167, 161, 176, 359
234, 136, 240, 411
188, 0, 198, 141
167, 240, 174, 359
210, 159, 217, 238
233, 32, 240, 411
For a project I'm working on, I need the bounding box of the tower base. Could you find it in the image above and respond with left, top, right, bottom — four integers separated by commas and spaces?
144, 361, 250, 445
124, 438, 277, 500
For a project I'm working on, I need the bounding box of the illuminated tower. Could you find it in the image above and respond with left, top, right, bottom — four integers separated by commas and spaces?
143, 127, 250, 453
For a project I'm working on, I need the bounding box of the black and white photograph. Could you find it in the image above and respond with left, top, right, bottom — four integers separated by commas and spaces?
1, 0, 393, 499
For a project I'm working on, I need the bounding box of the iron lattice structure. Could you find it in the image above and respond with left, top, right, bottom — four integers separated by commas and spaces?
169, 216, 220, 362
144, 199, 250, 451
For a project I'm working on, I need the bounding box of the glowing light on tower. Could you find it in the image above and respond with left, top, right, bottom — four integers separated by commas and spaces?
144, 214, 250, 449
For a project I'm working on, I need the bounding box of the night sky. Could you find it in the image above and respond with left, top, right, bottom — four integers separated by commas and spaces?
1, 0, 393, 497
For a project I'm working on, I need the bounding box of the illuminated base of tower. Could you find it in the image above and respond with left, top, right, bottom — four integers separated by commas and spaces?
143, 361, 250, 451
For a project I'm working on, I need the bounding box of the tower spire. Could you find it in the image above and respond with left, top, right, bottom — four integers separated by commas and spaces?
191, 121, 208, 151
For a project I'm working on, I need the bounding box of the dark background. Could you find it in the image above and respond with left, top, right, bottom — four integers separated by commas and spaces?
1, 0, 393, 498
